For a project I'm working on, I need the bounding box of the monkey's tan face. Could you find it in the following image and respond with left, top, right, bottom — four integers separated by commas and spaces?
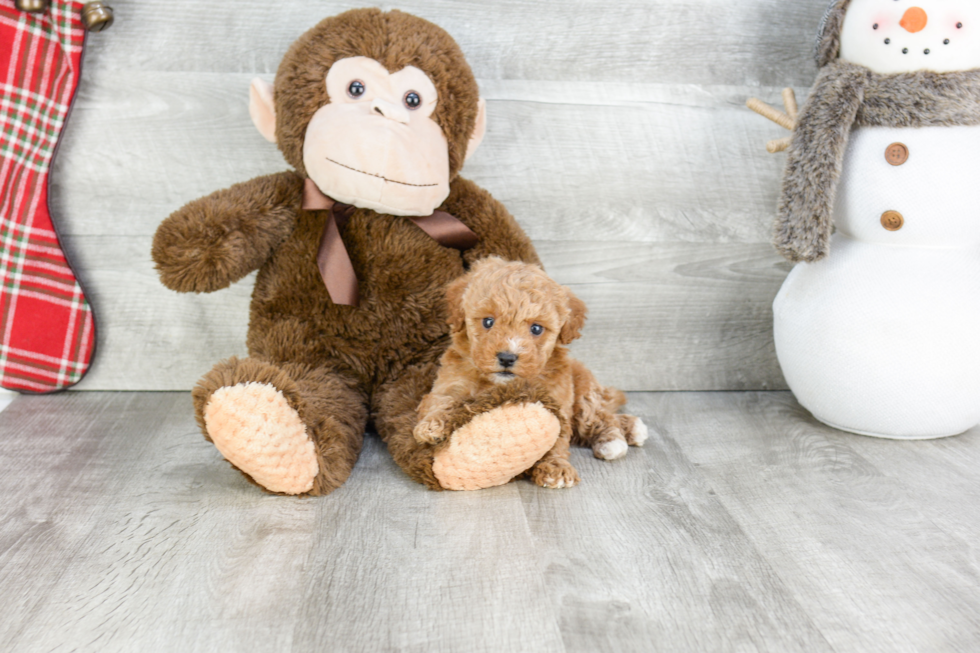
840, 0, 980, 73
303, 57, 451, 217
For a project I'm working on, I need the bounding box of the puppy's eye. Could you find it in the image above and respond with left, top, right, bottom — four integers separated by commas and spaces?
530, 324, 544, 336
348, 80, 366, 98
483, 317, 495, 329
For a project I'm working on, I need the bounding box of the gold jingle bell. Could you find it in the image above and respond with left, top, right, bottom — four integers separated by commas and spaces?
15, 0, 49, 13
81, 1, 114, 32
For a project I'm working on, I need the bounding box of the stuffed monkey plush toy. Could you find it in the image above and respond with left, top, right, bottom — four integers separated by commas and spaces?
765, 0, 980, 438
152, 9, 563, 494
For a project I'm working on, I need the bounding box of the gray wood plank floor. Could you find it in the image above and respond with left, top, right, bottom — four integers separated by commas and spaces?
2, 391, 978, 652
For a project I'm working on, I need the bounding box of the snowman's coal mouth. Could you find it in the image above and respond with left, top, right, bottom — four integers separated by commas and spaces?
884, 38, 953, 56
878, 16, 963, 57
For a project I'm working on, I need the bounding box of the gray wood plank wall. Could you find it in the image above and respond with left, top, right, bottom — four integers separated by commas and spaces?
51, 0, 828, 391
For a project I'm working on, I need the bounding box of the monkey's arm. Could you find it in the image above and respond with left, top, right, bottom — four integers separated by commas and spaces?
443, 177, 542, 267
152, 171, 304, 293
776, 62, 868, 263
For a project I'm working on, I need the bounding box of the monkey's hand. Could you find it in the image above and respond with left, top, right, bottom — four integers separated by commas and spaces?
152, 171, 303, 293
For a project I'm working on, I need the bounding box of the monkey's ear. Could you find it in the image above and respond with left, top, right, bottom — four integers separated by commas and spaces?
464, 98, 487, 162
559, 288, 588, 345
445, 275, 470, 333
249, 78, 277, 144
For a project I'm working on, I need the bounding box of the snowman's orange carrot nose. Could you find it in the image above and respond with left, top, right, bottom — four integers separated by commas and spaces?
900, 7, 928, 33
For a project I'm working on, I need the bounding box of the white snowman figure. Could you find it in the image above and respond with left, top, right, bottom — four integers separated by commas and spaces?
754, 0, 980, 438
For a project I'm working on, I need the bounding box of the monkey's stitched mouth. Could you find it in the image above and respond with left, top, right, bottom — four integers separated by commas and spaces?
324, 156, 438, 188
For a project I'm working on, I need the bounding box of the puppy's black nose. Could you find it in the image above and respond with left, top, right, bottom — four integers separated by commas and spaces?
497, 352, 518, 368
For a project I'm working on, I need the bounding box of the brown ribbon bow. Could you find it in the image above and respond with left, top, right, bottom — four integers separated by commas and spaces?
303, 178, 479, 307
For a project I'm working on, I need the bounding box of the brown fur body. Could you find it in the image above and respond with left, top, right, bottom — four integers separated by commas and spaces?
414, 258, 646, 488
152, 10, 544, 494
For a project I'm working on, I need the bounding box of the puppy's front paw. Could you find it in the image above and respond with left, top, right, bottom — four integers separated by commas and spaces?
414, 418, 448, 445
532, 459, 580, 489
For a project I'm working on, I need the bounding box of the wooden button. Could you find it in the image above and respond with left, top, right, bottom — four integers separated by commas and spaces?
881, 210, 904, 231
885, 142, 909, 166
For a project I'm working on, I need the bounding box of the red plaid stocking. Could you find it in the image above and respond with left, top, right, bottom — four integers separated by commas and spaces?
0, 0, 95, 393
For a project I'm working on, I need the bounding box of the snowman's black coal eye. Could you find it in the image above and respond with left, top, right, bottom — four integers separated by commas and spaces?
902, 47, 909, 54
483, 317, 494, 329
958, 23, 964, 29
404, 91, 421, 110
924, 49, 931, 54
945, 39, 951, 44
873, 23, 879, 30
348, 80, 365, 98
885, 38, 891, 44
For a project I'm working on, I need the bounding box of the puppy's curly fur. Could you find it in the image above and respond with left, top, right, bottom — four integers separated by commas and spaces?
414, 257, 648, 489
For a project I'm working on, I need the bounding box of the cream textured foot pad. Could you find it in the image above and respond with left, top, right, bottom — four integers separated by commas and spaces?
433, 402, 560, 491
203, 382, 318, 495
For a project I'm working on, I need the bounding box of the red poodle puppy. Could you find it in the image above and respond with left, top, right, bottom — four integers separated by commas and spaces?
414, 257, 648, 488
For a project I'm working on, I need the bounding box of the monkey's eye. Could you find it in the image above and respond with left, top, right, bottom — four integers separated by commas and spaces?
404, 91, 421, 110
530, 324, 544, 336
348, 80, 366, 99
482, 317, 494, 329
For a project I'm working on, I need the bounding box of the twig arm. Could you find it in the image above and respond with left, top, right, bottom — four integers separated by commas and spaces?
767, 136, 793, 154
782, 88, 798, 122
746, 97, 796, 132
747, 88, 799, 153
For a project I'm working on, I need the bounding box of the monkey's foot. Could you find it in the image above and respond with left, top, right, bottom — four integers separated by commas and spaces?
433, 403, 559, 491
431, 380, 562, 491
203, 382, 319, 495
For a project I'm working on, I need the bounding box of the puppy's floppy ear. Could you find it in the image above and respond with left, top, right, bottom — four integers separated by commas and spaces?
559, 287, 588, 344
444, 274, 470, 333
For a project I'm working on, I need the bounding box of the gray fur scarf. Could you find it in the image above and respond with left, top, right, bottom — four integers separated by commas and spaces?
776, 62, 980, 262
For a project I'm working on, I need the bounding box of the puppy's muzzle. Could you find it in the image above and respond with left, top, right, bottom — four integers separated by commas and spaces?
497, 352, 518, 369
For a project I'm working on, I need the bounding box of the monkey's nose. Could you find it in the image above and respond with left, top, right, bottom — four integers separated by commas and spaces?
900, 7, 928, 33
371, 98, 410, 124
497, 352, 518, 368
